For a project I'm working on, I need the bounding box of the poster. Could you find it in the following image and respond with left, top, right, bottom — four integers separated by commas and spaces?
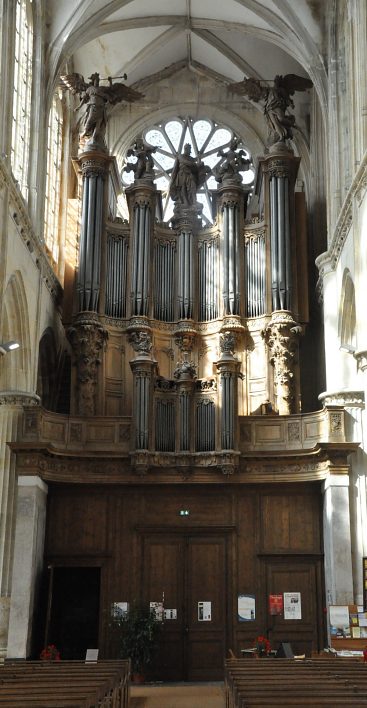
150, 601, 164, 621
112, 602, 129, 617
329, 605, 350, 628
238, 594, 255, 621
283, 592, 302, 620
198, 601, 211, 621
164, 609, 177, 620
269, 594, 283, 615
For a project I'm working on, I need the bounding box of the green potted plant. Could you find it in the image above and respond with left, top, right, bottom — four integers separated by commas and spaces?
110, 604, 162, 682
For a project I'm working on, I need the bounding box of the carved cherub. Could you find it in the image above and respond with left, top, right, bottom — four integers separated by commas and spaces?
60, 72, 143, 146
229, 74, 312, 145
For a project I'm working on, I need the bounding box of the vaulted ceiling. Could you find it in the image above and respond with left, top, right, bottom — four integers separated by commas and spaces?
46, 0, 327, 110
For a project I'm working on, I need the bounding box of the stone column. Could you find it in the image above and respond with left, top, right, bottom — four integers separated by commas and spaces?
323, 472, 354, 642
7, 475, 48, 658
126, 183, 156, 317
262, 310, 301, 415
0, 393, 39, 658
68, 312, 108, 416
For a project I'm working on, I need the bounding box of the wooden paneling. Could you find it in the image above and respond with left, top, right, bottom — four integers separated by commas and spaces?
44, 482, 324, 675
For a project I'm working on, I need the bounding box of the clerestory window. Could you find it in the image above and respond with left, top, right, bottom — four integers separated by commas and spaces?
44, 96, 63, 265
11, 0, 33, 200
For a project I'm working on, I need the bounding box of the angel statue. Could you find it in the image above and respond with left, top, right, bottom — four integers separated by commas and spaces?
60, 72, 143, 148
124, 137, 157, 182
214, 137, 251, 185
229, 74, 312, 145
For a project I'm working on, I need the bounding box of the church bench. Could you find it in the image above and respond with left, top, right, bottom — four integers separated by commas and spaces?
224, 657, 367, 708
0, 659, 130, 708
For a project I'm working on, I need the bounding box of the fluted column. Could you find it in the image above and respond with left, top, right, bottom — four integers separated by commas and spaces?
216, 331, 240, 451
67, 312, 108, 416
0, 393, 39, 658
262, 311, 301, 415
126, 184, 156, 317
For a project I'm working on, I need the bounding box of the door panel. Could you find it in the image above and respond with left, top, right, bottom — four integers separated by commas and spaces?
187, 536, 226, 680
143, 536, 184, 680
265, 559, 322, 656
142, 531, 228, 680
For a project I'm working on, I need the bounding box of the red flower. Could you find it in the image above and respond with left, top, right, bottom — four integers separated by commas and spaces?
40, 644, 61, 661
254, 635, 271, 655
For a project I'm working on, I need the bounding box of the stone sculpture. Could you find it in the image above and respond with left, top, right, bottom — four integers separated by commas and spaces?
169, 143, 210, 207
60, 72, 143, 147
230, 74, 312, 145
124, 138, 156, 181
214, 137, 251, 184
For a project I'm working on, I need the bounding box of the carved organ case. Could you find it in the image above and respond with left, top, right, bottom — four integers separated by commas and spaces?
68, 138, 308, 472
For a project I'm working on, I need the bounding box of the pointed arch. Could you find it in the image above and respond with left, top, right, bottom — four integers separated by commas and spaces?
0, 271, 32, 391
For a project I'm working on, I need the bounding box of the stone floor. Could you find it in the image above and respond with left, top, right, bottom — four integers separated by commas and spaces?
130, 682, 225, 707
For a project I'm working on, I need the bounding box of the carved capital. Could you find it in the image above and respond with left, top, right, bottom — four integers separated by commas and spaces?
80, 157, 108, 179
67, 315, 108, 416
128, 329, 153, 355
219, 331, 236, 358
262, 311, 301, 415
174, 359, 197, 381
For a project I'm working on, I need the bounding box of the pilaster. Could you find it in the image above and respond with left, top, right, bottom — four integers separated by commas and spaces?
262, 310, 301, 414
7, 475, 48, 658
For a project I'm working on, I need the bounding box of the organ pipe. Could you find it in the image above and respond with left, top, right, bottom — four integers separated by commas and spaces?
269, 175, 292, 311
196, 400, 215, 452
245, 234, 266, 316
77, 174, 104, 311
105, 235, 128, 318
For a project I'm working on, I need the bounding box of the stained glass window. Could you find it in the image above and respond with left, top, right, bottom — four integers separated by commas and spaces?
11, 0, 33, 200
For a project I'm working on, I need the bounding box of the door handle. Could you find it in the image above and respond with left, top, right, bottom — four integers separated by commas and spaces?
184, 625, 189, 634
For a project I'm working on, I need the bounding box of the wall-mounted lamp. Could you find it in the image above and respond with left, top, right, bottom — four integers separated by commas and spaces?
179, 509, 190, 516
0, 341, 20, 356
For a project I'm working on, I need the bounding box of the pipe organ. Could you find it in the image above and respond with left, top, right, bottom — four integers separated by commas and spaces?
69, 140, 307, 471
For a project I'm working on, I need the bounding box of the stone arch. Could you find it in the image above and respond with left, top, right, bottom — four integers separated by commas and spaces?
338, 268, 356, 351
0, 271, 32, 392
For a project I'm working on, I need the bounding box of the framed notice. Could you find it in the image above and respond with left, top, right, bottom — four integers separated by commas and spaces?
198, 601, 211, 621
269, 594, 283, 616
283, 592, 302, 620
238, 594, 255, 621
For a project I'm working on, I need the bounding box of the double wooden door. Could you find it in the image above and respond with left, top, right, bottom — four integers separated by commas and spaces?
141, 530, 230, 681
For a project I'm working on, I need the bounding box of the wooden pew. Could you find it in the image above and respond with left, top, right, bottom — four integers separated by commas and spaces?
0, 659, 130, 708
224, 657, 367, 708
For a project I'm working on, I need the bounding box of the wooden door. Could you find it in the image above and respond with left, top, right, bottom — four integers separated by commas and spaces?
265, 557, 324, 656
142, 531, 228, 681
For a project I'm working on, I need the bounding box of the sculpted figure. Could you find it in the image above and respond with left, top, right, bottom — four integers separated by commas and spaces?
169, 144, 210, 207
60, 71, 143, 146
230, 74, 312, 145
214, 137, 251, 184
124, 138, 156, 181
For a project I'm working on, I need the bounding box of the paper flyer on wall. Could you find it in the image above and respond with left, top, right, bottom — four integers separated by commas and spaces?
269, 594, 283, 616
283, 592, 302, 620
238, 594, 255, 621
329, 605, 350, 628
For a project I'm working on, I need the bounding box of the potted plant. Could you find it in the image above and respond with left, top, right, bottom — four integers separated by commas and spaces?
110, 604, 162, 682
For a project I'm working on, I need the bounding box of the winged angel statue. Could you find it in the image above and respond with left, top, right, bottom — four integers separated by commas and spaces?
229, 74, 312, 145
60, 72, 143, 147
